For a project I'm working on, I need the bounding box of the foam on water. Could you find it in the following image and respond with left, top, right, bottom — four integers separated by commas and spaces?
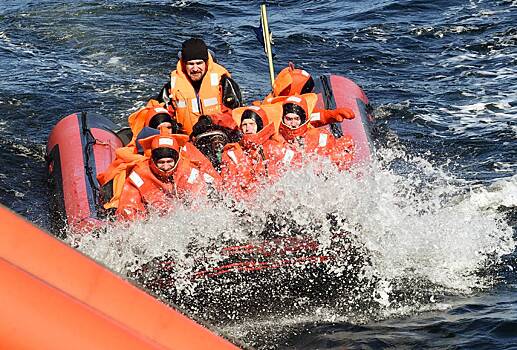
469, 175, 517, 209
73, 146, 515, 327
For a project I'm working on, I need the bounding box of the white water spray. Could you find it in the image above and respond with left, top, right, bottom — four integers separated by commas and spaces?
73, 146, 515, 324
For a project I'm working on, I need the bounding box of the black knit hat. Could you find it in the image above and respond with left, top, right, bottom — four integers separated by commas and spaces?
181, 38, 209, 62
151, 147, 179, 163
148, 113, 173, 129
241, 109, 264, 132
282, 103, 307, 124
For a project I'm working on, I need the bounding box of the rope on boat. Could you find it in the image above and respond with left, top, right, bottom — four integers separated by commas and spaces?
81, 111, 102, 213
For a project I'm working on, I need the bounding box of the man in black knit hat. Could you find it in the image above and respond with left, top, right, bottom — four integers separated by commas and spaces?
157, 37, 242, 136
179, 38, 210, 85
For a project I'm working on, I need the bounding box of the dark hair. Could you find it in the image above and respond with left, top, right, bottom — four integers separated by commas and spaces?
151, 147, 179, 163
190, 115, 213, 139
282, 103, 307, 124
241, 110, 264, 132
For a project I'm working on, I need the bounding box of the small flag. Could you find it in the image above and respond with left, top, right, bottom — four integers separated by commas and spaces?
252, 19, 276, 57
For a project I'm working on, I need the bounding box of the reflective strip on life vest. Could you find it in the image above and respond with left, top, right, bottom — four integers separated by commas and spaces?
210, 73, 219, 86
286, 96, 302, 103
158, 138, 174, 147
170, 76, 176, 89
191, 99, 199, 113
203, 173, 214, 184
154, 107, 169, 114
227, 150, 238, 164
283, 149, 295, 164
310, 112, 321, 121
318, 133, 328, 147
187, 168, 200, 184
203, 97, 218, 107
129, 171, 144, 188
177, 100, 187, 108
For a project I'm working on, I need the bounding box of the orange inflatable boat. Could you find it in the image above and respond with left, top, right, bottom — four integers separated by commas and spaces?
44, 74, 375, 316
0, 205, 240, 349
45, 75, 374, 236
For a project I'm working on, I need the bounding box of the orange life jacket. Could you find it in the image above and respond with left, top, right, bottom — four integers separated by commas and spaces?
278, 122, 340, 169
116, 158, 217, 221
220, 123, 283, 199
277, 94, 342, 168
261, 93, 353, 130
98, 132, 205, 211
168, 53, 230, 134
262, 63, 313, 103
180, 142, 222, 186
231, 103, 283, 132
116, 161, 176, 221
96, 146, 147, 210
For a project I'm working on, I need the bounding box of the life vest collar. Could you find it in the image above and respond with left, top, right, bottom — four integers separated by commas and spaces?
279, 120, 310, 142
272, 62, 313, 97
241, 122, 276, 149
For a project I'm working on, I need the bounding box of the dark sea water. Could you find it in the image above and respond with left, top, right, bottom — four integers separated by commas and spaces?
1, 1, 516, 349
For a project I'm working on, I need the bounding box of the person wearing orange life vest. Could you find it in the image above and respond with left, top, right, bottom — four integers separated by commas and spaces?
277, 95, 353, 169
258, 62, 355, 128
130, 105, 222, 180
188, 112, 243, 172
258, 63, 357, 170
96, 105, 175, 212
97, 105, 219, 211
126, 100, 181, 146
220, 105, 285, 198
157, 38, 242, 135
116, 132, 219, 221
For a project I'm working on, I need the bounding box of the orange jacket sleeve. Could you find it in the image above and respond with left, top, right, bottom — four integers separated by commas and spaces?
115, 182, 146, 221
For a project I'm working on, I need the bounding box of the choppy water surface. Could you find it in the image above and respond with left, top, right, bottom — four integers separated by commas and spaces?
1, 1, 516, 349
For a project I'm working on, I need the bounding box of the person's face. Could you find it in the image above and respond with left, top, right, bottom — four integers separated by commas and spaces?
241, 119, 258, 135
155, 157, 176, 172
185, 59, 207, 82
283, 113, 302, 129
210, 135, 227, 153
157, 121, 171, 130
157, 121, 179, 134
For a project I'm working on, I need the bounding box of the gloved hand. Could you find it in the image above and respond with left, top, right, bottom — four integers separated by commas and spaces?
310, 107, 355, 127
324, 107, 355, 122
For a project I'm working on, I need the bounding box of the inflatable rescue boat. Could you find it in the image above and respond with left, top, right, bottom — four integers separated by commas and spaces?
46, 74, 375, 305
